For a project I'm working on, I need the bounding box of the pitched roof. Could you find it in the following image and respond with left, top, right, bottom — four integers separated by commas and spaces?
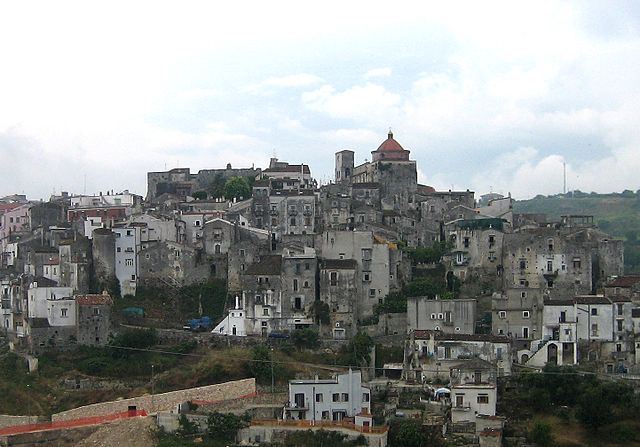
321, 259, 357, 270
76, 293, 112, 305
606, 276, 640, 288
575, 295, 610, 305
413, 330, 510, 343
451, 357, 494, 371
245, 255, 282, 276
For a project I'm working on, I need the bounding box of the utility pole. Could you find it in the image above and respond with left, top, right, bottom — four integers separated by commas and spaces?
270, 349, 275, 395
151, 364, 155, 412
26, 383, 31, 424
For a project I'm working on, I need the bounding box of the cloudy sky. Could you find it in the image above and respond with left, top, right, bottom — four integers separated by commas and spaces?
1, 1, 639, 200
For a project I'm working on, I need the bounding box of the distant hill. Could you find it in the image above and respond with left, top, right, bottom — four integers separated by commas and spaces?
514, 190, 640, 273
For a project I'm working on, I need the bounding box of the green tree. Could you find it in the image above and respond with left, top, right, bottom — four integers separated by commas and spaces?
206, 412, 247, 441
388, 419, 434, 447
291, 328, 320, 350
404, 277, 445, 298
311, 300, 330, 325
191, 191, 207, 200
223, 176, 250, 200
346, 332, 374, 366
244, 345, 273, 385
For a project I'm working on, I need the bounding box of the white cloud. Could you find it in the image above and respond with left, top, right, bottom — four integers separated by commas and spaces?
243, 74, 324, 95
302, 83, 401, 126
364, 67, 392, 80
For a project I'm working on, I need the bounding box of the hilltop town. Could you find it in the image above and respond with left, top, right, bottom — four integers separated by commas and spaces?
1, 131, 639, 446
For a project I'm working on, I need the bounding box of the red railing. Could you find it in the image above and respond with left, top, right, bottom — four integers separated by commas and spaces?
0, 409, 148, 436
251, 418, 388, 434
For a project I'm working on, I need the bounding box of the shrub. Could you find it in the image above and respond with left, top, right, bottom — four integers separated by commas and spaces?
529, 419, 554, 447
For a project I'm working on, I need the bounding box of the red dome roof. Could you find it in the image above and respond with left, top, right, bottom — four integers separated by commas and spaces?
372, 131, 410, 162
376, 131, 405, 152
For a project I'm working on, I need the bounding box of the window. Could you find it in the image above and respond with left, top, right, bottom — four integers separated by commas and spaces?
342, 393, 349, 402
488, 235, 495, 248
263, 308, 270, 316
522, 311, 530, 319
617, 304, 623, 316
93, 307, 100, 316
591, 308, 598, 316
437, 313, 444, 320
477, 394, 489, 404
294, 297, 302, 310
61, 308, 68, 318
125, 259, 133, 266
332, 393, 339, 402
117, 247, 121, 253
463, 237, 469, 248
316, 393, 323, 403
521, 291, 527, 298
363, 272, 371, 282
616, 343, 622, 352
548, 239, 554, 251
519, 259, 526, 270
330, 272, 338, 286
303, 281, 309, 288
591, 323, 598, 336
617, 320, 623, 331
498, 311, 506, 319
430, 313, 436, 320
240, 249, 245, 257
547, 260, 553, 272
194, 220, 201, 227
131, 274, 136, 280
573, 258, 581, 269
362, 393, 370, 402
369, 289, 376, 297
522, 327, 529, 338
289, 217, 296, 226
293, 279, 298, 292
455, 395, 464, 407
547, 279, 554, 288
496, 347, 503, 360
305, 262, 310, 270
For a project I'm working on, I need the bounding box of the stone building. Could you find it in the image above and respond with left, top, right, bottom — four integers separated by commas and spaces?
202, 218, 270, 292
316, 230, 398, 322
146, 166, 261, 202
75, 292, 113, 346
407, 297, 477, 335
138, 241, 209, 288
319, 259, 358, 339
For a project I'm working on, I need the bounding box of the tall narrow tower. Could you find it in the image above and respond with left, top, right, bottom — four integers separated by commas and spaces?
335, 150, 354, 183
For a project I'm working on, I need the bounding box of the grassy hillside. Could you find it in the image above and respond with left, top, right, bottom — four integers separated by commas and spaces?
514, 191, 640, 273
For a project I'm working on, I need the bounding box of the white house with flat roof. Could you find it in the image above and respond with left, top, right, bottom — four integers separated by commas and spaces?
286, 370, 372, 427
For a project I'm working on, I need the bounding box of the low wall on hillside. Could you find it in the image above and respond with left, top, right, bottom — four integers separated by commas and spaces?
52, 378, 255, 422
0, 416, 42, 430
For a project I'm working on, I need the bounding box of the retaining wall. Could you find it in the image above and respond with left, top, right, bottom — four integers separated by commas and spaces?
52, 378, 255, 421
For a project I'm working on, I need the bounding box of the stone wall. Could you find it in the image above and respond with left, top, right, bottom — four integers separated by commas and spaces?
52, 378, 255, 421
0, 415, 43, 429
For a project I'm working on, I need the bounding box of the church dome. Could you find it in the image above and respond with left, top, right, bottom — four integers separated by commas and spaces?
372, 130, 410, 161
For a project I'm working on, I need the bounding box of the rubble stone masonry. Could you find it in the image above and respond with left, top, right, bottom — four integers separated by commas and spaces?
51, 378, 256, 421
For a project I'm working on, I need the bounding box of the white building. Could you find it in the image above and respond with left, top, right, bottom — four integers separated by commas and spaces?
286, 370, 372, 427
212, 295, 247, 336
113, 226, 141, 296
28, 282, 74, 320
450, 358, 497, 427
